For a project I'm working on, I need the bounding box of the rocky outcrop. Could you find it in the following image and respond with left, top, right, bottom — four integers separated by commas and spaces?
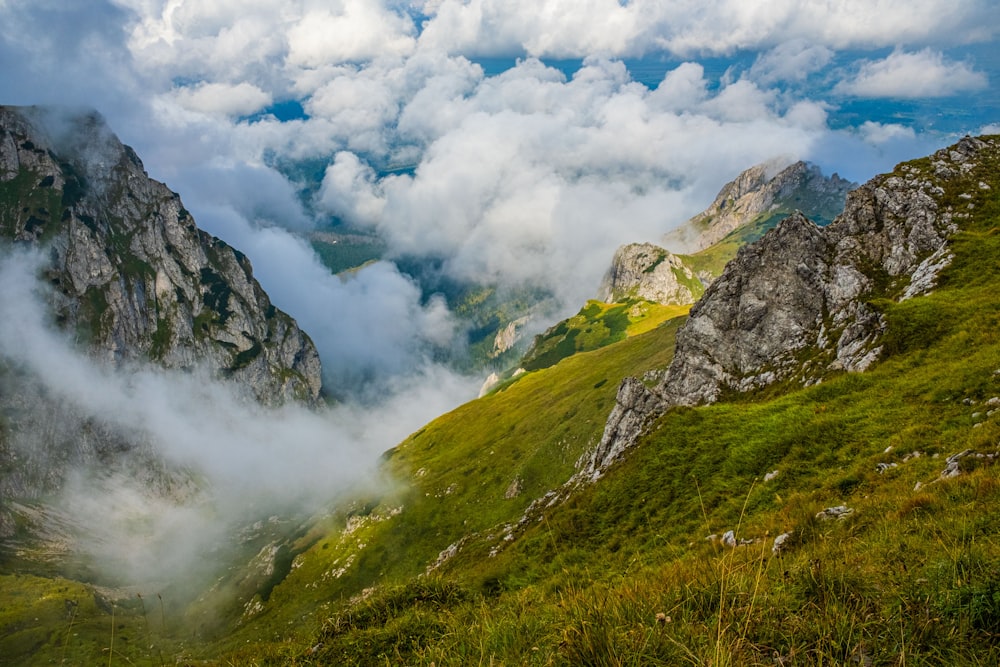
598, 243, 703, 305
0, 106, 321, 404
665, 160, 856, 253
586, 136, 997, 478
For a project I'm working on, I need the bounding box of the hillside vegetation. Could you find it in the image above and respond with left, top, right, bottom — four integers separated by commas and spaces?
1, 139, 998, 666
235, 141, 1000, 665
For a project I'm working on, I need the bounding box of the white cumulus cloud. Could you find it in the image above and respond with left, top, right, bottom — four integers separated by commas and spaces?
173, 81, 273, 116
286, 1, 417, 67
835, 49, 989, 98
749, 39, 833, 85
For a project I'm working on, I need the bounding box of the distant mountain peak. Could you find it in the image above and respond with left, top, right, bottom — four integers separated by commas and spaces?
587, 135, 998, 477
664, 159, 857, 253
598, 242, 703, 305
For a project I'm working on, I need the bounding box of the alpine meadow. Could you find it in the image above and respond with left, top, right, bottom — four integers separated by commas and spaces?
1, 2, 999, 665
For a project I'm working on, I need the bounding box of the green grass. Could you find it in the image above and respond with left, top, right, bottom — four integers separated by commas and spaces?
0, 574, 182, 666
3, 139, 999, 666
185, 313, 687, 660
520, 300, 689, 372
679, 210, 794, 278
199, 139, 1000, 665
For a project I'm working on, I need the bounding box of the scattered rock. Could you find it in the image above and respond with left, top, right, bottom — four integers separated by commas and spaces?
504, 476, 524, 499
941, 449, 974, 478
763, 469, 780, 482
876, 462, 898, 473
939, 449, 1000, 480
816, 506, 854, 521
772, 531, 794, 556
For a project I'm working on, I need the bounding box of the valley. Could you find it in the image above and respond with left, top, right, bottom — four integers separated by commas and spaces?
0, 107, 998, 665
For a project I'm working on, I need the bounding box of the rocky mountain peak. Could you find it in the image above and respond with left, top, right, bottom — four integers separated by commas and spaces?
586, 135, 998, 477
598, 242, 703, 305
665, 159, 856, 253
0, 105, 322, 405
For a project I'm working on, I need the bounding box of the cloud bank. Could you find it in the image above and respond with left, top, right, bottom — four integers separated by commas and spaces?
2, 0, 986, 399
835, 49, 989, 98
1, 1, 988, 393
0, 0, 993, 591
0, 249, 476, 583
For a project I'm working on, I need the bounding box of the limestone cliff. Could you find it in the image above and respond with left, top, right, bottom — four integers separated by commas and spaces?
598, 242, 703, 305
665, 160, 856, 253
0, 106, 321, 404
586, 136, 997, 476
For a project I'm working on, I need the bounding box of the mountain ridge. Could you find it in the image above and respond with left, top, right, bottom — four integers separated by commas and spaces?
0, 105, 322, 405
666, 159, 856, 253
1, 130, 998, 665
589, 135, 996, 477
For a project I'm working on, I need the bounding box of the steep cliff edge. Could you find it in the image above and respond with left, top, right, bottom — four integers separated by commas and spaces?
0, 106, 321, 404
587, 136, 998, 475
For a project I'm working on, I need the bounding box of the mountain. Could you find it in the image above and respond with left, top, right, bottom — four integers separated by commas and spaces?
592, 136, 993, 474
2, 133, 998, 665
0, 106, 321, 404
596, 160, 856, 313
666, 159, 856, 253
598, 242, 704, 305
267, 135, 995, 664
0, 106, 323, 513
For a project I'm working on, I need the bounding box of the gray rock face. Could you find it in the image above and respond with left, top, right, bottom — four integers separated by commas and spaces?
586, 136, 997, 476
598, 242, 702, 305
0, 106, 321, 404
665, 160, 856, 252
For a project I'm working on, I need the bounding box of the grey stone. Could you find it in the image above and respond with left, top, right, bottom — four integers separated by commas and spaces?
816, 506, 854, 521
584, 136, 998, 479
0, 106, 321, 405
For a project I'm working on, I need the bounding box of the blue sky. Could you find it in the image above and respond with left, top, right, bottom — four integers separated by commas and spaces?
1, 0, 998, 396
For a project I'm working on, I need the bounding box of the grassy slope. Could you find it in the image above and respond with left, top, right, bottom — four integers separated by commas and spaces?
519, 300, 690, 373
3, 145, 996, 665
193, 308, 685, 661
240, 146, 1000, 665
679, 209, 796, 278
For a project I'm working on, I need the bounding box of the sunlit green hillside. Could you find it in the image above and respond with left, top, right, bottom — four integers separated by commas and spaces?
232, 140, 1000, 665
2, 140, 998, 666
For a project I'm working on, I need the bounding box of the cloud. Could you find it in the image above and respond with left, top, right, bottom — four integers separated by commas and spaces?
286, 2, 417, 67
1, 0, 993, 592
835, 49, 989, 98
318, 151, 386, 225
857, 121, 917, 144
309, 58, 827, 309
417, 0, 1000, 58
172, 81, 273, 116
0, 248, 477, 583
749, 40, 833, 85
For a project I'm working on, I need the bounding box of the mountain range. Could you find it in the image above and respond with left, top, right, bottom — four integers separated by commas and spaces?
0, 108, 998, 665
